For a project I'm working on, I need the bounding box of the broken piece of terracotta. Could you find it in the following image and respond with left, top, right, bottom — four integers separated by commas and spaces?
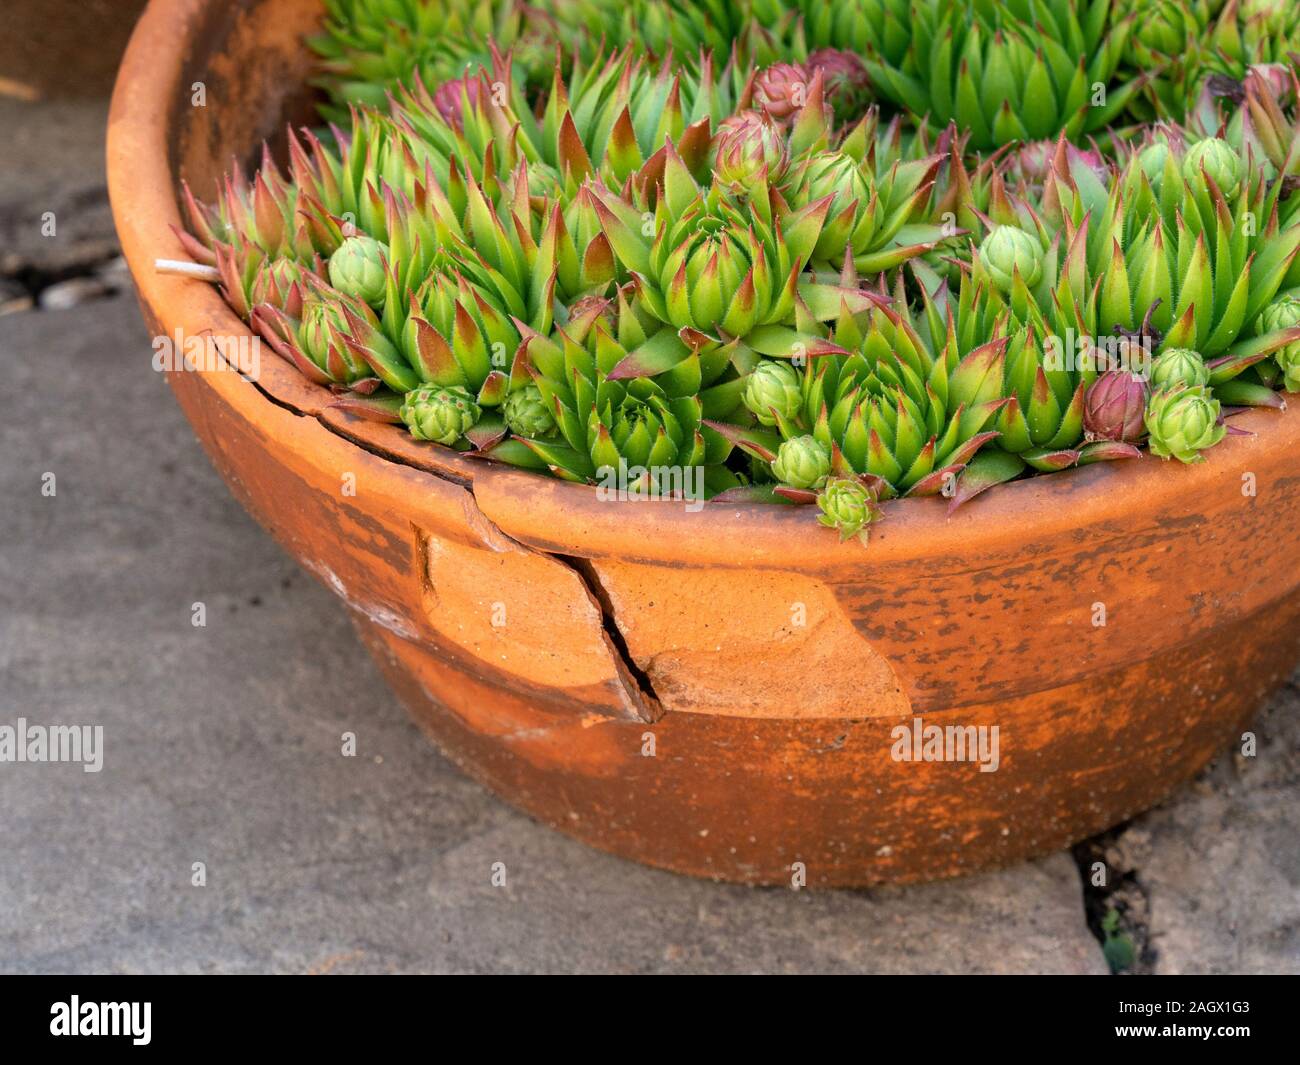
106, 0, 1300, 885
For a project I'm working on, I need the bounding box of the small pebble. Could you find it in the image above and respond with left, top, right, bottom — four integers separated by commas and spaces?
38, 276, 109, 310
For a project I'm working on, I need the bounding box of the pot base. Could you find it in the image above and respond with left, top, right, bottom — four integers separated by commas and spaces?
352, 594, 1297, 886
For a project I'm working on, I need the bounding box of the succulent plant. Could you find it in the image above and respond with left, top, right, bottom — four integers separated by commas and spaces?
1083, 371, 1150, 443
400, 384, 483, 444
1150, 347, 1212, 390
816, 477, 884, 543
1145, 384, 1228, 461
485, 291, 741, 495
804, 48, 872, 124
713, 109, 790, 191
977, 224, 1046, 293
787, 141, 948, 273
1259, 292, 1300, 390
186, 0, 1300, 540
743, 359, 803, 426
590, 144, 882, 352
753, 63, 811, 124
1183, 137, 1243, 198
252, 282, 411, 391
719, 286, 1009, 497
308, 0, 518, 120
1202, 0, 1300, 84
328, 234, 389, 305
502, 383, 559, 438
1042, 131, 1300, 363
860, 0, 1143, 151
772, 434, 832, 488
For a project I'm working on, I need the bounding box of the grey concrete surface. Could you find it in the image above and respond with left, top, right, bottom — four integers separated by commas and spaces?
0, 99, 120, 282
1123, 699, 1300, 975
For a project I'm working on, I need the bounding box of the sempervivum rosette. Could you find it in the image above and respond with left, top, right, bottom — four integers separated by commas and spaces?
589, 143, 884, 360
787, 133, 949, 274
716, 292, 1009, 500
483, 292, 742, 498
713, 109, 790, 192
1145, 384, 1228, 462
860, 0, 1143, 151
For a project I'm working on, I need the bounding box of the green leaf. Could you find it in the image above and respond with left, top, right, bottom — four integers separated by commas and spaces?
948, 449, 1026, 511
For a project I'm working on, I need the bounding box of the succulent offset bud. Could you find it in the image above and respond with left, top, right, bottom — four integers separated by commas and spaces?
502, 384, 557, 439
1137, 139, 1171, 185
753, 63, 810, 124
328, 235, 388, 306
978, 224, 1045, 293
400, 384, 481, 445
772, 434, 831, 489
742, 360, 803, 426
1144, 386, 1227, 463
805, 49, 871, 123
1150, 347, 1211, 391
1010, 140, 1106, 189
1259, 294, 1300, 391
1183, 137, 1241, 198
816, 477, 883, 543
1083, 371, 1150, 443
713, 110, 789, 189
432, 72, 483, 130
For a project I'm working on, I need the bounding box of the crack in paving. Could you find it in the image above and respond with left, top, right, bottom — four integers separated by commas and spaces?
1073, 821, 1155, 975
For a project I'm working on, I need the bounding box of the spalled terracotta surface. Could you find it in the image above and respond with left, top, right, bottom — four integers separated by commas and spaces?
108, 0, 1300, 885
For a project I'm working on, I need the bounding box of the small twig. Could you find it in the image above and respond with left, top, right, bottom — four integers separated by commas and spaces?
154, 258, 221, 282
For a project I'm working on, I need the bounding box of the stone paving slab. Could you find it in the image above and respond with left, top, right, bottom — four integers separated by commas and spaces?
1116, 695, 1300, 975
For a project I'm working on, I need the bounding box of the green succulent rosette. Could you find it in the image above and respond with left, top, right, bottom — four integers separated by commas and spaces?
1258, 292, 1300, 391
400, 383, 483, 445
772, 435, 832, 488
816, 476, 884, 543
328, 234, 389, 306
1144, 384, 1227, 462
484, 291, 742, 498
786, 138, 948, 273
502, 383, 559, 438
977, 224, 1046, 294
742, 359, 804, 426
1183, 137, 1243, 198
1150, 347, 1212, 391
590, 143, 883, 357
859, 0, 1143, 151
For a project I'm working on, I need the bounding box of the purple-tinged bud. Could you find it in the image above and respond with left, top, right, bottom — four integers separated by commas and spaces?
1083, 371, 1151, 443
754, 63, 810, 124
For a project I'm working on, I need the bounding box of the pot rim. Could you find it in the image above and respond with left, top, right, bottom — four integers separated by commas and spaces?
106, 0, 1300, 569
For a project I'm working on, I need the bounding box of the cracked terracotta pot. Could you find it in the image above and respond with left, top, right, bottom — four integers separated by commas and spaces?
108, 0, 1300, 886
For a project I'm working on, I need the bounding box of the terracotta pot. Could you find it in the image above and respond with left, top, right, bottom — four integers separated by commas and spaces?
107, 0, 1300, 886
